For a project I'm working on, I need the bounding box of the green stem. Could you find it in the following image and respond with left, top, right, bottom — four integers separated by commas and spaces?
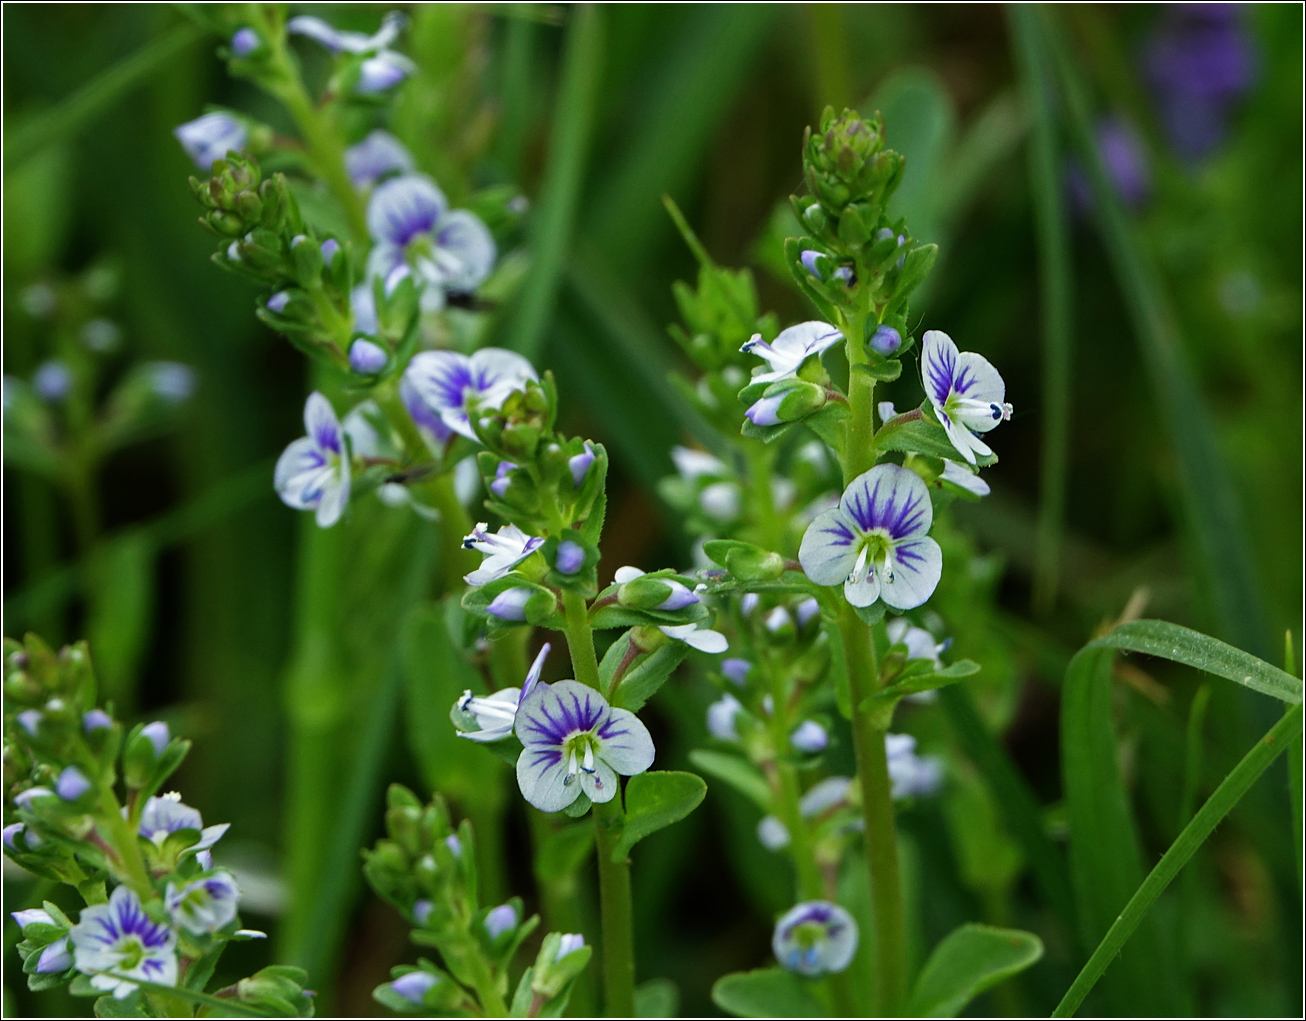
842, 311, 876, 481
467, 948, 510, 1018
1053, 703, 1304, 1017
839, 604, 906, 1015
99, 785, 152, 900
561, 588, 635, 1017
764, 660, 823, 900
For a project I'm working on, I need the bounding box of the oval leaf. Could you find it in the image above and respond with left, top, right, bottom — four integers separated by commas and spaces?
613, 770, 706, 860
907, 923, 1043, 1018
712, 968, 826, 1018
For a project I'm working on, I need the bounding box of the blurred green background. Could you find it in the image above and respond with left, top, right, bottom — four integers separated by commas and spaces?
3, 4, 1301, 1017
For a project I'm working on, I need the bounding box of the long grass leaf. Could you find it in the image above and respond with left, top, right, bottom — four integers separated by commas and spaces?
1009, 5, 1074, 615
3, 23, 201, 170
1037, 5, 1270, 659
502, 4, 604, 360
1054, 703, 1303, 1017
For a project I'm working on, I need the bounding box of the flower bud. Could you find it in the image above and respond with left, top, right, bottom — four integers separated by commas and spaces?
721, 658, 752, 686
487, 587, 533, 622
791, 721, 828, 753
231, 27, 260, 57
349, 339, 387, 375
55, 766, 92, 802
123, 721, 169, 789
555, 540, 586, 575
744, 379, 827, 428
869, 325, 902, 356
484, 903, 519, 940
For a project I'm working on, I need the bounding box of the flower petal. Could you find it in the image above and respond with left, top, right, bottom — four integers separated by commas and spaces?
579, 758, 619, 804
596, 707, 655, 775
951, 351, 1005, 411
880, 536, 942, 610
798, 508, 861, 585
405, 350, 476, 438
467, 348, 538, 410
434, 210, 497, 293
515, 680, 607, 747
313, 462, 350, 528
515, 744, 576, 813
921, 330, 961, 410
838, 464, 932, 542
274, 438, 328, 509
367, 175, 447, 247
843, 568, 881, 607
344, 129, 414, 188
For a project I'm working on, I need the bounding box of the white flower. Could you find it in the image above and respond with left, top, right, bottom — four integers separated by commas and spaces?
462, 523, 545, 586
885, 733, 944, 799
772, 901, 858, 976
274, 392, 351, 528
345, 130, 415, 188
70, 886, 178, 998
403, 348, 536, 439
514, 681, 654, 813
799, 464, 942, 610
165, 870, 240, 934
454, 644, 550, 743
920, 330, 1012, 465
658, 622, 729, 654
740, 321, 843, 383
670, 445, 727, 481
706, 693, 744, 741
136, 792, 229, 855
173, 112, 246, 170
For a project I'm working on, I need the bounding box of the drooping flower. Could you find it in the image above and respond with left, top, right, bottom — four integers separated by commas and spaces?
463, 523, 545, 586
454, 644, 550, 743
137, 792, 229, 854
403, 348, 536, 440
921, 331, 1012, 465
772, 901, 858, 977
657, 622, 729, 654
274, 392, 351, 528
366, 175, 496, 312
740, 322, 843, 383
886, 733, 944, 799
174, 112, 247, 171
70, 885, 178, 998
165, 870, 240, 934
514, 681, 654, 812
706, 693, 744, 741
799, 463, 942, 610
288, 11, 406, 53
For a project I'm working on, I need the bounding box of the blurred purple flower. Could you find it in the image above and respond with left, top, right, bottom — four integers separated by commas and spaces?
1066, 117, 1151, 213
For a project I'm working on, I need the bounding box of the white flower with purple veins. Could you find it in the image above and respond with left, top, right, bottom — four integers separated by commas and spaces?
366, 175, 496, 312
137, 792, 229, 855
463, 523, 545, 586
174, 112, 247, 170
886, 733, 944, 800
740, 321, 843, 383
455, 643, 550, 743
69, 885, 178, 998
404, 348, 536, 440
772, 901, 858, 977
799, 463, 942, 610
274, 393, 351, 528
345, 130, 415, 188
921, 330, 1012, 465
287, 11, 415, 94
165, 870, 240, 934
514, 681, 654, 813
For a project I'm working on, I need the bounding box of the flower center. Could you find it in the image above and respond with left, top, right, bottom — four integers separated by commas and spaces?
116, 936, 146, 971
784, 920, 829, 968
851, 531, 895, 585
561, 732, 601, 789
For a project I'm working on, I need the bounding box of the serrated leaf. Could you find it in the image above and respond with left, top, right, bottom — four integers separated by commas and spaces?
711, 967, 826, 1017
907, 923, 1043, 1017
613, 770, 706, 860
688, 749, 771, 810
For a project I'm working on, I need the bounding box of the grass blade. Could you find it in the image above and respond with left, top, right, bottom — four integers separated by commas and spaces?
1054, 703, 1303, 1017
4, 22, 201, 170
502, 4, 604, 360
1037, 4, 1270, 659
1009, 5, 1074, 615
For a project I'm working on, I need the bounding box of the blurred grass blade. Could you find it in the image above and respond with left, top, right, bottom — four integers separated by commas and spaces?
3, 22, 201, 170
494, 7, 537, 177
502, 4, 604, 360
1036, 5, 1269, 659
1010, 5, 1073, 615
1054, 703, 1303, 1017
1085, 619, 1302, 703
938, 686, 1077, 929
806, 5, 852, 111
1178, 683, 1211, 830
585, 5, 778, 264
85, 533, 155, 715
1288, 631, 1303, 893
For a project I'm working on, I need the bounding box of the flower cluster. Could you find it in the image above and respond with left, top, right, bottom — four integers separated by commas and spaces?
3, 634, 311, 1015
363, 785, 590, 1015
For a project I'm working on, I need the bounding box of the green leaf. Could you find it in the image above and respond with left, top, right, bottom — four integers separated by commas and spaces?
688, 749, 771, 810
876, 412, 997, 467
85, 533, 156, 712
613, 770, 707, 860
634, 978, 680, 1018
1083, 619, 1301, 704
93, 994, 150, 1018
907, 923, 1043, 1017
534, 822, 595, 879
610, 641, 688, 713
862, 659, 981, 713
711, 968, 826, 1018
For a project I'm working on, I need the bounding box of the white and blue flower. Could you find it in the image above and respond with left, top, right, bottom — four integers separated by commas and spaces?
287, 11, 415, 92
772, 900, 858, 977
165, 870, 240, 935
886, 733, 944, 799
345, 130, 415, 188
69, 885, 178, 998
366, 175, 496, 312
404, 348, 536, 440
657, 621, 729, 654
706, 693, 744, 741
740, 321, 843, 383
454, 643, 551, 743
174, 112, 247, 171
798, 463, 942, 610
462, 522, 545, 587
514, 681, 654, 813
136, 792, 229, 856
921, 330, 1012, 465
274, 392, 351, 528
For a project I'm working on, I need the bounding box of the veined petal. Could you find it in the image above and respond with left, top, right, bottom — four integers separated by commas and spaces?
520, 643, 550, 702
367, 174, 446, 246
838, 464, 932, 542
595, 707, 655, 775
515, 681, 607, 747
843, 567, 881, 607
744, 321, 842, 383
467, 348, 538, 410
344, 129, 414, 188
578, 759, 619, 804
405, 350, 476, 438
880, 536, 942, 610
798, 508, 861, 585
921, 330, 961, 411
313, 461, 350, 528
434, 210, 496, 292
951, 351, 1005, 409
303, 392, 342, 455
515, 743, 575, 813
274, 438, 328, 509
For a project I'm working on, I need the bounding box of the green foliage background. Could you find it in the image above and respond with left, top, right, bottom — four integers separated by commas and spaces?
3, 4, 1301, 1016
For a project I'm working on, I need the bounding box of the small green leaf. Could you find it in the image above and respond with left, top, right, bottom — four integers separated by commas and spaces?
635, 978, 680, 1018
613, 770, 707, 860
877, 411, 997, 467
611, 641, 688, 713
861, 659, 981, 712
688, 749, 771, 810
711, 968, 826, 1018
93, 993, 150, 1018
907, 923, 1043, 1018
